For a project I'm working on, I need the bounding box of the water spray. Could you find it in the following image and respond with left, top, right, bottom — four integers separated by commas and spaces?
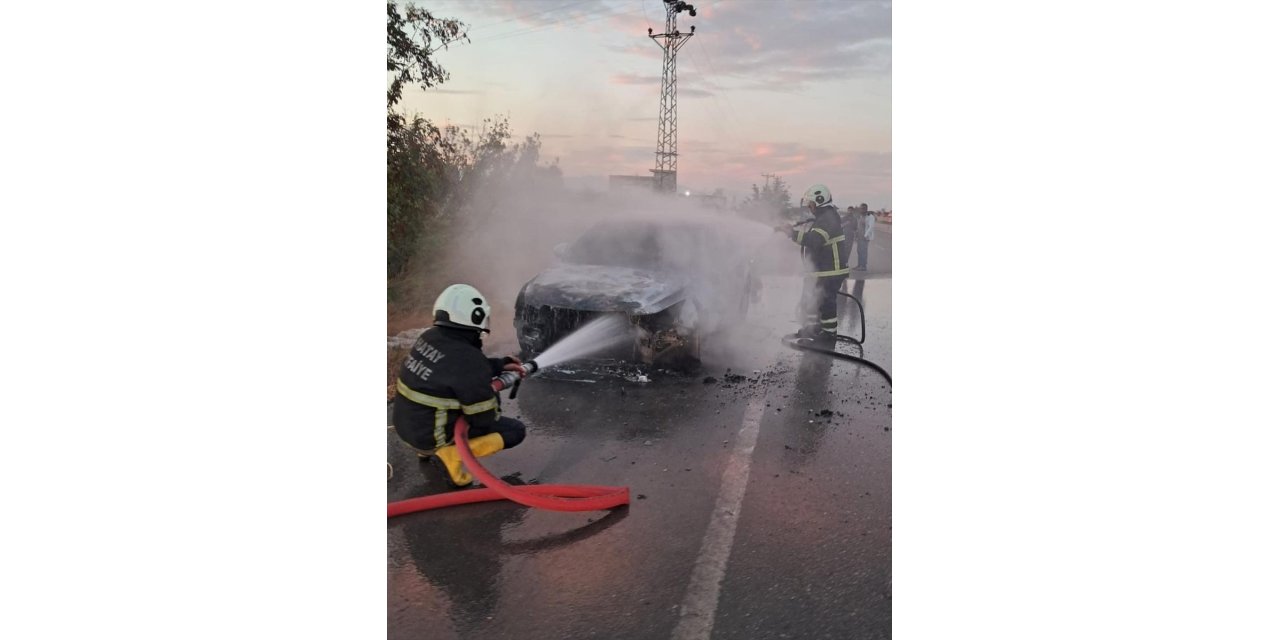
531, 314, 634, 369
496, 314, 633, 399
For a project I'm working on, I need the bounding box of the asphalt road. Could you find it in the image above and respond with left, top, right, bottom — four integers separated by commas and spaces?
388, 226, 891, 639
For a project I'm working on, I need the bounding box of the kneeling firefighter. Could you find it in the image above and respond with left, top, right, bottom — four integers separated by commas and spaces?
775, 184, 851, 346
392, 284, 529, 487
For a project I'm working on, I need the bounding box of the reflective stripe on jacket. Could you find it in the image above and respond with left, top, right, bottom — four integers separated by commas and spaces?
791, 205, 851, 277
391, 326, 505, 450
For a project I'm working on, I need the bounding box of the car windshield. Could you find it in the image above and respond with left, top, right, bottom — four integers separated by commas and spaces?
563, 222, 669, 269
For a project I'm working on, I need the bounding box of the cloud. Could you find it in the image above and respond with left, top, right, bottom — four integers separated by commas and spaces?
551, 142, 654, 174
727, 143, 888, 176
463, 0, 613, 29
605, 42, 659, 58
609, 73, 661, 86
459, 0, 644, 41
680, 139, 725, 154
669, 141, 891, 205
626, 0, 891, 91
610, 72, 715, 97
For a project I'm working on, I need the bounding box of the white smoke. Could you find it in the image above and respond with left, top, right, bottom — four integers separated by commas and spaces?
410, 182, 808, 368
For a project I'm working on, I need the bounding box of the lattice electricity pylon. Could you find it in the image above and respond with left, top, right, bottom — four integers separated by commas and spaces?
648, 0, 696, 193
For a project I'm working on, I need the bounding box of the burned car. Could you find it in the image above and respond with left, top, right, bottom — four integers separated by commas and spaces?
514, 218, 760, 367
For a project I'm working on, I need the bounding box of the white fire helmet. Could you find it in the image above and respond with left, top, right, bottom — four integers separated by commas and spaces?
801, 184, 834, 208
433, 283, 491, 333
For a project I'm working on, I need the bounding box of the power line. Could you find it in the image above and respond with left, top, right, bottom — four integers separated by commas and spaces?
671, 28, 751, 170
682, 49, 736, 149
694, 33, 751, 152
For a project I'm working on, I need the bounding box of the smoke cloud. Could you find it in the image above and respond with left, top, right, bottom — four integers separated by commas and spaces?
405, 182, 809, 370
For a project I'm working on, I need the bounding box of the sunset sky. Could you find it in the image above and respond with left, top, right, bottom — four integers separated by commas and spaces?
399, 0, 891, 208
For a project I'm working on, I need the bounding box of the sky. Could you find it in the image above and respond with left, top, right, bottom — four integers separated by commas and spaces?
398, 0, 891, 208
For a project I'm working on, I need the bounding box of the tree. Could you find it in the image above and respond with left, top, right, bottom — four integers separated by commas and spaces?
386, 1, 469, 280
384, 1, 561, 290
746, 175, 792, 213
386, 1, 468, 108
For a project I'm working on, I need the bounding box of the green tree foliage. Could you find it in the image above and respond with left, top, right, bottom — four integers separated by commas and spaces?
387, 1, 469, 280
386, 1, 561, 287
386, 2, 468, 108
387, 114, 443, 280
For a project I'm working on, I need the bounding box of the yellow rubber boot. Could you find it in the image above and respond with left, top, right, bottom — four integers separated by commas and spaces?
468, 433, 506, 459
433, 444, 472, 487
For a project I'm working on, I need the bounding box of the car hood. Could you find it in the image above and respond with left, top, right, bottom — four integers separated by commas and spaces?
520, 263, 688, 315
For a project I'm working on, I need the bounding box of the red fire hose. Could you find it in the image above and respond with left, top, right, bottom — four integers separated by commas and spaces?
388, 369, 630, 518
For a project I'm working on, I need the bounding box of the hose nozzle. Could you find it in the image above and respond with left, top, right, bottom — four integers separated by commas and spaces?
492, 360, 539, 392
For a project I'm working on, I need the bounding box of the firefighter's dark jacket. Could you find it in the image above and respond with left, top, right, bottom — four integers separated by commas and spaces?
790, 204, 851, 277
392, 326, 512, 450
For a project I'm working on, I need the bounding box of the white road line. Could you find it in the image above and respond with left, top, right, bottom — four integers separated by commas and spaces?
671, 391, 770, 640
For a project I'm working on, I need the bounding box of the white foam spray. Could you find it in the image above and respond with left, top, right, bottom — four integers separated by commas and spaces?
531, 314, 634, 369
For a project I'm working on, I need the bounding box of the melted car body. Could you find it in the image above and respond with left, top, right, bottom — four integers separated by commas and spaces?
515, 218, 757, 367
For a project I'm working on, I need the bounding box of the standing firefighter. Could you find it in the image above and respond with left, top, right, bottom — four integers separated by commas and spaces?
775, 184, 851, 346
392, 284, 529, 487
